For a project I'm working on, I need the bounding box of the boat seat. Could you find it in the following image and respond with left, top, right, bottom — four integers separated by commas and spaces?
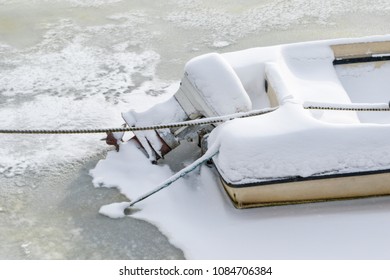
265, 45, 361, 124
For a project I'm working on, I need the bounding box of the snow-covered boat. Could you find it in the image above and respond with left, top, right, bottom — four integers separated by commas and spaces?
109, 35, 390, 209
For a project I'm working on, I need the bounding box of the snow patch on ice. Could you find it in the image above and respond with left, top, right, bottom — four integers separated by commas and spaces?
212, 41, 231, 48
0, 42, 160, 103
99, 202, 128, 219
90, 141, 173, 199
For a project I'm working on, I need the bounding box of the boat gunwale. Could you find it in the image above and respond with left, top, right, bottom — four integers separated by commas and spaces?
218, 168, 390, 209
333, 55, 390, 65
218, 167, 390, 189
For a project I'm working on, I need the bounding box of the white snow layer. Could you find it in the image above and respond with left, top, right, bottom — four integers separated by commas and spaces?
184, 53, 252, 116
210, 35, 390, 184
91, 35, 390, 259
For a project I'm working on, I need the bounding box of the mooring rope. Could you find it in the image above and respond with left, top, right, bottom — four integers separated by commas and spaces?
304, 106, 390, 111
0, 107, 277, 134
1, 103, 390, 135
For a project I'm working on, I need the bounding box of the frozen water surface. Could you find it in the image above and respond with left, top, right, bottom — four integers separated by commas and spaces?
0, 157, 183, 259
1, 0, 390, 259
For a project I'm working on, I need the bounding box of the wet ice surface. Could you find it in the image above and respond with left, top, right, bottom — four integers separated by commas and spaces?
0, 155, 184, 259
1, 0, 390, 259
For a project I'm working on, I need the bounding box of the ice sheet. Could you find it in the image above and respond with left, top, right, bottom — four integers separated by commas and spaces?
2, 0, 390, 260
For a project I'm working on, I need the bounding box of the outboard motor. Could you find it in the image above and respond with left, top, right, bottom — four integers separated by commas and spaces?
106, 53, 252, 163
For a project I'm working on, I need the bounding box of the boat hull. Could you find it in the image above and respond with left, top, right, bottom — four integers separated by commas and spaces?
220, 170, 390, 208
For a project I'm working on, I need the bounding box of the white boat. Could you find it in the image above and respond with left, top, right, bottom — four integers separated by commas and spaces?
108, 35, 390, 209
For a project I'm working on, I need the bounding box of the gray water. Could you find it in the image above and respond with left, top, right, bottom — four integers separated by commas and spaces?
1, 0, 389, 259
